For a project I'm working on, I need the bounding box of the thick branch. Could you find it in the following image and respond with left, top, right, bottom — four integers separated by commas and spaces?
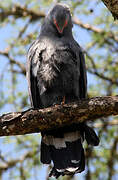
0, 96, 118, 137
101, 0, 118, 19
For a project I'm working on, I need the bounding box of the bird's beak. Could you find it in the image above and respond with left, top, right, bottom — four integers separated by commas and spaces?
54, 18, 68, 34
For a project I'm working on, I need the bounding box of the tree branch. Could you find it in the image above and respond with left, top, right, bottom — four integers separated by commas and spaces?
0, 149, 39, 173
0, 96, 118, 136
87, 68, 118, 86
1, 4, 117, 41
0, 50, 26, 75
94, 119, 118, 128
73, 17, 118, 43
101, 0, 118, 20
0, 4, 45, 21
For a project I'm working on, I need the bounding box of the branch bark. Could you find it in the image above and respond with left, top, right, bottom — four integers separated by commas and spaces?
0, 96, 118, 137
101, 0, 118, 19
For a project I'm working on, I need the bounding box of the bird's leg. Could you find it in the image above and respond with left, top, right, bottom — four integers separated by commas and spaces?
53, 96, 65, 107
61, 96, 65, 105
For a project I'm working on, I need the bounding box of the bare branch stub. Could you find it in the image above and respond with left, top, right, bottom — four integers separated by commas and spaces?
0, 96, 118, 137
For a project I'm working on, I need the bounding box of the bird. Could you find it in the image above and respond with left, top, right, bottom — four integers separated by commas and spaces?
26, 3, 99, 179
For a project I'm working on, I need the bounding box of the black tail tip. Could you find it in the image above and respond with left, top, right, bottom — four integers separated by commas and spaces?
49, 167, 63, 179
49, 166, 85, 179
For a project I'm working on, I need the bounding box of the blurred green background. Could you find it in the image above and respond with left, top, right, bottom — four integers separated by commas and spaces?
0, 0, 118, 179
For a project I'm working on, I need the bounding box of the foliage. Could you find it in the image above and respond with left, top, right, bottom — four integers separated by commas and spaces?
0, 0, 118, 179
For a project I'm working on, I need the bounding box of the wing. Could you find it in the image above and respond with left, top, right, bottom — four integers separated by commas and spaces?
70, 41, 87, 99
79, 49, 87, 99
26, 39, 45, 108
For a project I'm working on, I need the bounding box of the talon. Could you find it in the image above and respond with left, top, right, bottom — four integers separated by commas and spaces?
53, 103, 59, 107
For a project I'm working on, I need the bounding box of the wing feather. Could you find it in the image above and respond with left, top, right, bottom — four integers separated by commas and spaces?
26, 40, 44, 108
79, 50, 87, 99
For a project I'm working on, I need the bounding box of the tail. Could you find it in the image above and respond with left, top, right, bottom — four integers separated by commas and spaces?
40, 124, 99, 179
41, 130, 85, 178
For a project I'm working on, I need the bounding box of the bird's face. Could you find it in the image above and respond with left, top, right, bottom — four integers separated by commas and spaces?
50, 4, 71, 34
53, 12, 69, 34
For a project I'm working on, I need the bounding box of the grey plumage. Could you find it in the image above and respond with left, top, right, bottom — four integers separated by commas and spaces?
26, 3, 99, 178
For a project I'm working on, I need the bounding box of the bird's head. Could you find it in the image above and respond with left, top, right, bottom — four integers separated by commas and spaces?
48, 4, 72, 35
